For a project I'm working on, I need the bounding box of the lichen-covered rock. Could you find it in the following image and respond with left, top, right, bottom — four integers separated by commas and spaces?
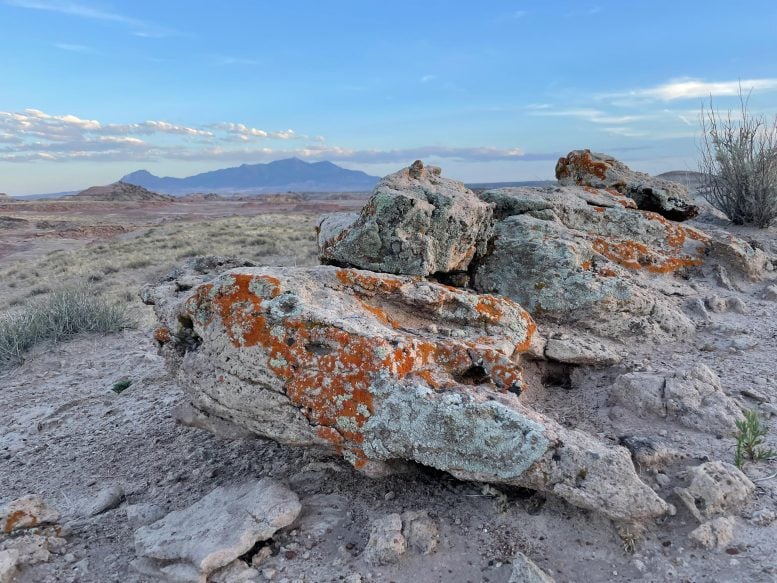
555, 149, 699, 220
133, 480, 300, 581
474, 186, 705, 339
609, 365, 743, 435
318, 160, 494, 276
1, 495, 59, 534
145, 263, 667, 521
544, 335, 621, 366
675, 462, 755, 522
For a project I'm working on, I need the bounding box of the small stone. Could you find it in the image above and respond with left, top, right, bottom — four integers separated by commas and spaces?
509, 550, 555, 582
401, 511, 440, 555
262, 567, 277, 581
675, 462, 755, 522
363, 514, 406, 566
705, 296, 728, 313
726, 297, 747, 314
740, 388, 768, 403
633, 559, 646, 573
80, 484, 124, 517
655, 473, 671, 488
384, 491, 395, 501
64, 553, 76, 563
764, 285, 777, 301
251, 546, 273, 567
749, 509, 777, 526
688, 517, 735, 549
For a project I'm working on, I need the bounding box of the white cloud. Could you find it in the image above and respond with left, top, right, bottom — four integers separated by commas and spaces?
529, 108, 644, 124
5, 0, 178, 37
0, 107, 553, 166
608, 77, 777, 102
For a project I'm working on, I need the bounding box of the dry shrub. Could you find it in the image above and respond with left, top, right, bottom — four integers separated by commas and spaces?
700, 90, 777, 228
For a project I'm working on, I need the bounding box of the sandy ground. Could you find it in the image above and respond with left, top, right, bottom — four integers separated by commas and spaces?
1, 198, 776, 582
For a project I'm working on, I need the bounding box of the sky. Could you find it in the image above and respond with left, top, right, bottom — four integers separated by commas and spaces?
1, 0, 776, 195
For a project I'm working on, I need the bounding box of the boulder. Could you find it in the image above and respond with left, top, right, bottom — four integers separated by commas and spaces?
609, 364, 743, 434
133, 480, 300, 581
555, 149, 699, 220
1, 495, 59, 533
145, 262, 667, 521
675, 462, 755, 522
318, 160, 494, 276
473, 186, 704, 340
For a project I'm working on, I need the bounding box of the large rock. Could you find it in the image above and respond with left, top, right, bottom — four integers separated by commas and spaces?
555, 149, 699, 220
473, 186, 705, 339
145, 262, 667, 521
133, 480, 300, 582
609, 364, 743, 434
317, 160, 494, 276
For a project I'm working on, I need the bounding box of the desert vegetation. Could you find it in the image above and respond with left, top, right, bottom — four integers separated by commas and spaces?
700, 91, 777, 227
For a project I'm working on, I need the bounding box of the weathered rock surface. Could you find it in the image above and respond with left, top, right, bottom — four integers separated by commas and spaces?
78, 484, 124, 517
544, 335, 620, 366
555, 149, 699, 220
609, 364, 743, 434
145, 262, 667, 521
474, 185, 704, 339
133, 480, 300, 581
400, 510, 439, 555
318, 160, 494, 276
675, 462, 755, 522
1, 495, 59, 533
509, 550, 555, 583
688, 517, 736, 549
0, 550, 19, 583
364, 514, 406, 566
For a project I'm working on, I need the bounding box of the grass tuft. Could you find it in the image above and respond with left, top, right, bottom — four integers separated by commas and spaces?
734, 409, 776, 469
0, 285, 134, 369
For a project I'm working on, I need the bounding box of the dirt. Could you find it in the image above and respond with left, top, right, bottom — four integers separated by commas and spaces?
0, 198, 776, 582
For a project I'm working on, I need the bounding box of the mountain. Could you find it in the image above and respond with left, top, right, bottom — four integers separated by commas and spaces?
68, 181, 174, 202
656, 170, 705, 193
121, 158, 380, 195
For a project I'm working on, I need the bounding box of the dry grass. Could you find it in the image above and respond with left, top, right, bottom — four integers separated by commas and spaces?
0, 213, 319, 313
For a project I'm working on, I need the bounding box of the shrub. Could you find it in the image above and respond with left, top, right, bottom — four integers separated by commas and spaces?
0, 285, 133, 369
699, 90, 777, 227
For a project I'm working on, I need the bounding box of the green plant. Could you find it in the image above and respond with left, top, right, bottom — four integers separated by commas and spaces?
0, 285, 134, 369
734, 410, 776, 468
699, 89, 777, 228
112, 379, 132, 394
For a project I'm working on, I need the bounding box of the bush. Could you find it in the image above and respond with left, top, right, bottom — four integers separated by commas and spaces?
0, 285, 133, 369
699, 91, 777, 228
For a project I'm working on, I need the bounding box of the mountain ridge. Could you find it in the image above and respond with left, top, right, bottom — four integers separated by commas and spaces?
121, 158, 381, 195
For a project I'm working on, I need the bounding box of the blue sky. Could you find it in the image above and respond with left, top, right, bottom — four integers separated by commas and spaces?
1, 0, 776, 194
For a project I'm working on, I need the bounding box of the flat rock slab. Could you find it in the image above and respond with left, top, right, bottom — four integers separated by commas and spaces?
133, 479, 300, 581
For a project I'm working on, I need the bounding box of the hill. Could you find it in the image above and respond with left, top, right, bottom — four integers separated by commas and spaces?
657, 170, 705, 193
68, 182, 174, 202
121, 158, 380, 195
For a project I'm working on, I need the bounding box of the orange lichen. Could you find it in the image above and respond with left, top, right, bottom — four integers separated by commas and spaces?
592, 237, 703, 273
183, 270, 536, 465
580, 260, 593, 271
557, 150, 610, 181
153, 327, 171, 344
3, 511, 34, 533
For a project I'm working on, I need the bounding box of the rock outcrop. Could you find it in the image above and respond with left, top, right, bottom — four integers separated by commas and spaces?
318, 160, 493, 276
144, 261, 667, 521
675, 462, 755, 522
473, 185, 704, 339
555, 149, 699, 220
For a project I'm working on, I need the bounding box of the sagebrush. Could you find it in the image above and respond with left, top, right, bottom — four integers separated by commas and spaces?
734, 409, 776, 468
0, 285, 133, 369
699, 91, 777, 228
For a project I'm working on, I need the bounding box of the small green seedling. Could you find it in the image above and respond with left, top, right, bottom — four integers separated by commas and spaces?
734, 410, 776, 469
112, 379, 132, 394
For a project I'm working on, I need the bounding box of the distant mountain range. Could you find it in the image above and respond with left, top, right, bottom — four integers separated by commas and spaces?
121, 158, 381, 195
